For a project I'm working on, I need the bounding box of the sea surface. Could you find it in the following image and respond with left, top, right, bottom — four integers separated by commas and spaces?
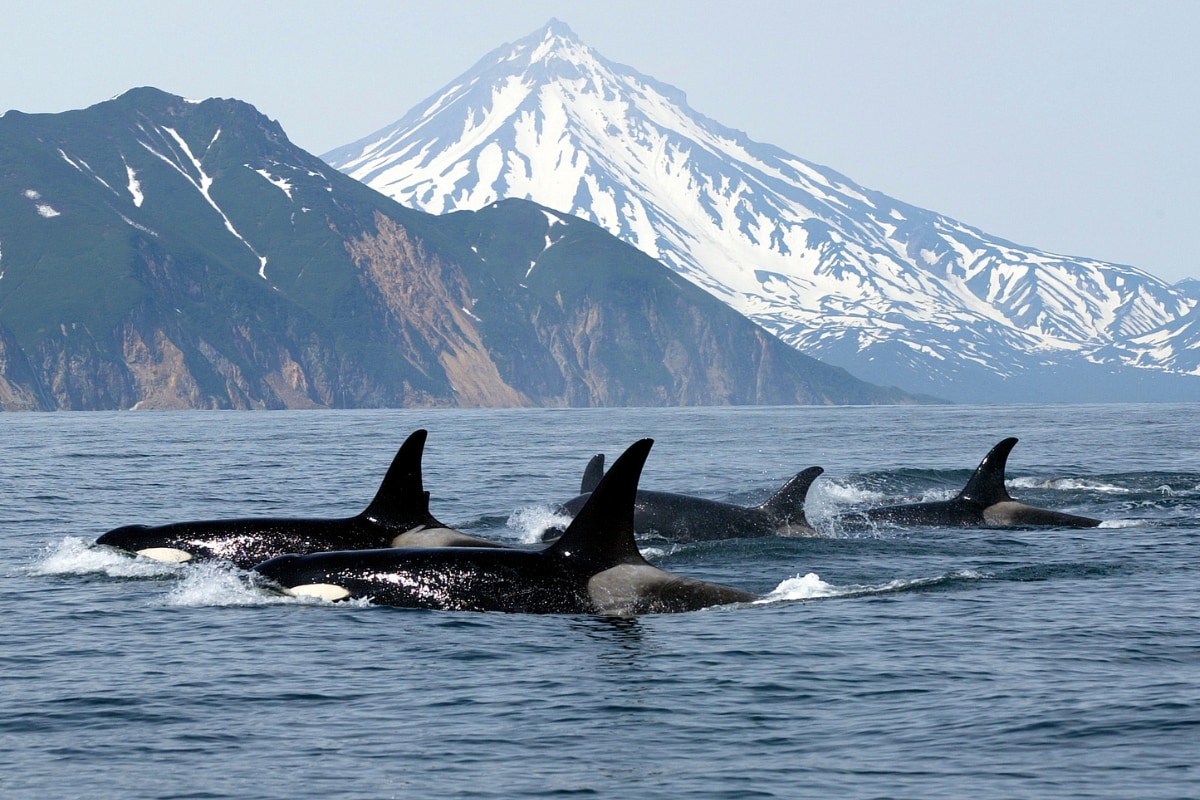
2, 404, 1197, 799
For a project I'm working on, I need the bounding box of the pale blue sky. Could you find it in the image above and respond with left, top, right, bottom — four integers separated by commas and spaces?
3, 0, 1196, 283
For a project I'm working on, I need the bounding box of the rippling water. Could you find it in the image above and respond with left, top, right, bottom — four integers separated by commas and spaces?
3, 405, 1198, 799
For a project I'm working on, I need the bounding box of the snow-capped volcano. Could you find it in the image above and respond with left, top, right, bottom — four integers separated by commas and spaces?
325, 19, 1199, 402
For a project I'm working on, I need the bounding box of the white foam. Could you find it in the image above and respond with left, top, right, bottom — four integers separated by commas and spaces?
1010, 476, 1129, 494
813, 479, 888, 507
804, 480, 889, 529
507, 504, 573, 544
756, 572, 837, 602
161, 563, 375, 608
28, 537, 181, 579
1098, 519, 1144, 528
758, 570, 987, 604
162, 562, 287, 607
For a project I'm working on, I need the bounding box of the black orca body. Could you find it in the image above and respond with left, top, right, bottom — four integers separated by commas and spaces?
254, 439, 758, 615
95, 429, 502, 569
545, 454, 823, 542
839, 437, 1102, 529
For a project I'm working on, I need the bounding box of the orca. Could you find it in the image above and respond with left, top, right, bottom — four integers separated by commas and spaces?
253, 439, 759, 614
95, 429, 504, 569
838, 437, 1101, 529
542, 453, 823, 542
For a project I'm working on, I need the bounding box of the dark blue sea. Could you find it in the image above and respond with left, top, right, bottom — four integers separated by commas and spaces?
2, 405, 1198, 799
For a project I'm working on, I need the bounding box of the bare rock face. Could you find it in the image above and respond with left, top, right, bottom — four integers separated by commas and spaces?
0, 327, 47, 411
0, 88, 927, 410
346, 214, 529, 408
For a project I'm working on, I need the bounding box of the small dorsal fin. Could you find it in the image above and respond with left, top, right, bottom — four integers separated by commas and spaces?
361, 429, 445, 528
957, 437, 1018, 506
546, 439, 652, 570
580, 453, 605, 493
759, 466, 824, 527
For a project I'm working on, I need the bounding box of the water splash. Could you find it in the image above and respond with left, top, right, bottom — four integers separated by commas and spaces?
161, 562, 284, 607
757, 572, 837, 602
811, 479, 888, 508
161, 562, 374, 609
758, 570, 989, 604
1098, 519, 1145, 529
808, 478, 955, 530
1010, 476, 1129, 494
27, 536, 181, 579
506, 504, 573, 544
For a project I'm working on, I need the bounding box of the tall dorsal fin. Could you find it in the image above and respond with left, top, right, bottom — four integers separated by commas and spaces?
957, 437, 1018, 506
546, 439, 652, 570
758, 466, 824, 527
580, 453, 605, 493
361, 429, 445, 528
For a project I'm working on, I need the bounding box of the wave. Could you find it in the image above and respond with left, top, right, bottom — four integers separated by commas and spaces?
162, 563, 382, 609
26, 536, 181, 579
506, 504, 573, 545
1009, 476, 1130, 494
757, 569, 988, 604
1149, 482, 1200, 498
161, 567, 990, 611
1098, 519, 1145, 529
822, 470, 1199, 501
810, 479, 889, 507
160, 562, 289, 607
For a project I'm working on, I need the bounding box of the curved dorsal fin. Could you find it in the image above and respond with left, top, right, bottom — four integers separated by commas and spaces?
361, 429, 445, 528
546, 439, 652, 570
580, 453, 606, 494
759, 466, 824, 527
957, 437, 1018, 506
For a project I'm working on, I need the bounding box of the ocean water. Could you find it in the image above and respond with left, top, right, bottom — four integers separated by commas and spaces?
2, 404, 1197, 799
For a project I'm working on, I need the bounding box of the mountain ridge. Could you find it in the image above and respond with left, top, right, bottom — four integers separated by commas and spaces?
324, 20, 1199, 403
0, 87, 922, 410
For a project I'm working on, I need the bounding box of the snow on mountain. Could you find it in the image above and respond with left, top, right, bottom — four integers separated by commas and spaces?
324, 19, 1199, 401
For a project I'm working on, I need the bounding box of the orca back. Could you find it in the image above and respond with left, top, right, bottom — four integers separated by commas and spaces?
758, 466, 823, 531
545, 439, 652, 572
957, 437, 1018, 507
580, 453, 605, 494
361, 429, 449, 530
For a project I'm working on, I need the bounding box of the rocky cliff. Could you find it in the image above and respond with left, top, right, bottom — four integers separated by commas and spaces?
0, 88, 927, 410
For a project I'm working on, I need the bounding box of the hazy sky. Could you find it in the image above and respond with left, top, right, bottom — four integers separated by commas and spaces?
3, 0, 1197, 283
